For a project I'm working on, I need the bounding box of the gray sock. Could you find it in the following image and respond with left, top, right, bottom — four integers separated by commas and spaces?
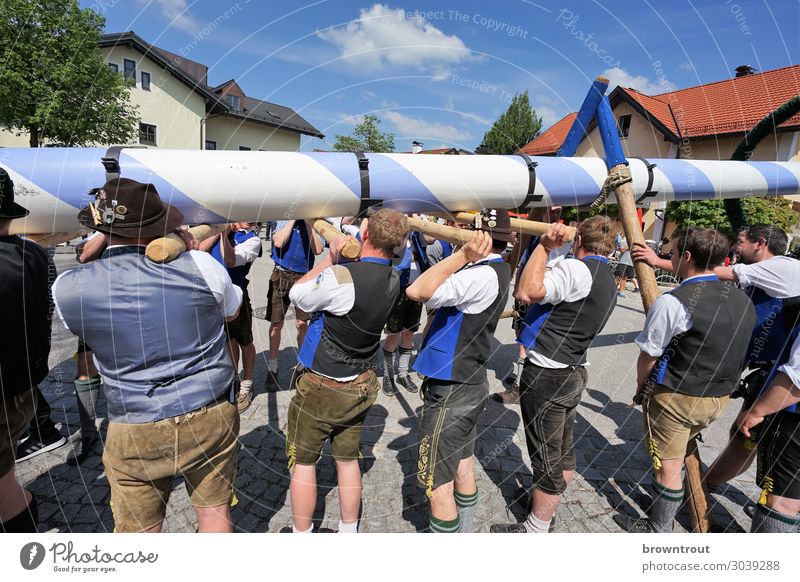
455, 490, 478, 533
648, 481, 683, 533
383, 349, 396, 378
751, 504, 800, 533
513, 357, 524, 379
397, 347, 413, 378
74, 377, 101, 440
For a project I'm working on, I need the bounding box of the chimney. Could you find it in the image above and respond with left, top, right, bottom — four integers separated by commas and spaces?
735, 65, 757, 78
411, 140, 423, 154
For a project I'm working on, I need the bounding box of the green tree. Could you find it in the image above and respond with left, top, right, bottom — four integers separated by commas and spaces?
0, 0, 138, 147
477, 91, 543, 155
667, 197, 797, 240
332, 114, 394, 152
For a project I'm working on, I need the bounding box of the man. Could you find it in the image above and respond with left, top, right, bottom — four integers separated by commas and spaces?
201, 222, 262, 412
494, 205, 568, 405
285, 209, 407, 533
266, 219, 323, 389
491, 216, 618, 533
407, 209, 512, 533
738, 326, 800, 532
633, 224, 800, 488
614, 243, 638, 298
54, 178, 242, 533
615, 228, 755, 533
0, 169, 52, 532
382, 228, 424, 396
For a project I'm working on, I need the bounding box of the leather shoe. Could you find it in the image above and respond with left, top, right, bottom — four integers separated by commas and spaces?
396, 375, 419, 393
491, 387, 520, 405
382, 374, 398, 397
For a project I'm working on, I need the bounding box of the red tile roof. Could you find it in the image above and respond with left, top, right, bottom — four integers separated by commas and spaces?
518, 112, 577, 155
520, 64, 800, 154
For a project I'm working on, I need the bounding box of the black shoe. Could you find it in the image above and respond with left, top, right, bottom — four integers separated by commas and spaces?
489, 522, 528, 533
613, 513, 655, 533
15, 429, 67, 463
67, 433, 98, 466
382, 374, 398, 397
397, 375, 419, 393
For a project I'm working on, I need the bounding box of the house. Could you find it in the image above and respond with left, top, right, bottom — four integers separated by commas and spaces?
408, 141, 473, 155
520, 64, 800, 239
0, 31, 323, 150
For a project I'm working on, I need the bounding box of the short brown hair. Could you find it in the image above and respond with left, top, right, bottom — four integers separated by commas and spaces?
671, 228, 730, 270
578, 216, 615, 256
367, 209, 408, 256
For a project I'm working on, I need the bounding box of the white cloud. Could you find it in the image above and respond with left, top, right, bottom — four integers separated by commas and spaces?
602, 67, 676, 94
137, 0, 198, 32
535, 106, 562, 128
678, 62, 694, 72
384, 111, 470, 142
317, 4, 474, 77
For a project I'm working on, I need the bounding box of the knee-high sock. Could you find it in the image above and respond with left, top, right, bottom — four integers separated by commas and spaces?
648, 481, 683, 533
397, 347, 413, 378
455, 489, 478, 533
751, 504, 800, 533
382, 349, 396, 378
429, 514, 461, 533
74, 377, 101, 440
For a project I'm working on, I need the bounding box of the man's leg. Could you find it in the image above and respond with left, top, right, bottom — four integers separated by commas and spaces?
335, 460, 361, 532
706, 433, 757, 488
195, 503, 232, 533
0, 470, 37, 532
290, 463, 317, 532
68, 348, 101, 465
241, 342, 256, 382
751, 495, 800, 533
16, 386, 66, 462
396, 329, 418, 393
429, 480, 460, 533
267, 321, 283, 389
454, 457, 478, 533
382, 333, 400, 396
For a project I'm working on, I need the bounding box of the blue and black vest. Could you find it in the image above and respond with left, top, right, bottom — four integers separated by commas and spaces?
394, 245, 413, 287
518, 256, 617, 366
649, 276, 755, 397
272, 221, 315, 273
298, 258, 400, 378
410, 231, 429, 272
413, 258, 511, 383
55, 247, 236, 423
210, 229, 262, 289
745, 287, 800, 366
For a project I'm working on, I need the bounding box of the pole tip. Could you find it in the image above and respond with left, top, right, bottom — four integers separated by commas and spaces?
596, 76, 609, 84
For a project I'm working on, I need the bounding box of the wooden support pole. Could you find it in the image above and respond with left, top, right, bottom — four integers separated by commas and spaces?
26, 232, 82, 247
407, 216, 475, 247
440, 211, 577, 242
146, 224, 226, 263
684, 437, 712, 533
311, 219, 361, 260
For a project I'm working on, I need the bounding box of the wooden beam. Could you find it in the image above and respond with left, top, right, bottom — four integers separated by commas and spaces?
146, 224, 226, 263
311, 219, 361, 260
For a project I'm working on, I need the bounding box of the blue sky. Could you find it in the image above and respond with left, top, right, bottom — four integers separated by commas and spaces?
84, 0, 798, 151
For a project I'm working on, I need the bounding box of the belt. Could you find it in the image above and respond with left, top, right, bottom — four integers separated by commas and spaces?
306, 369, 372, 388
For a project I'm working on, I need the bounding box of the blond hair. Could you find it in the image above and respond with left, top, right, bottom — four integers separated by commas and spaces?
578, 216, 615, 256
367, 209, 408, 256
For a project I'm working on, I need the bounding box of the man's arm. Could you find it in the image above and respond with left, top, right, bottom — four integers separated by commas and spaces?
636, 351, 660, 398
271, 220, 294, 248
713, 265, 737, 282
198, 233, 220, 253
515, 223, 568, 305
293, 235, 354, 285
406, 231, 491, 302
737, 373, 800, 437
306, 220, 324, 256
218, 225, 237, 268
631, 242, 673, 272
77, 232, 109, 263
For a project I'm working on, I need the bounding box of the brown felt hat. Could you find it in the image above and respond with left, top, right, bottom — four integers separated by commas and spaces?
78, 178, 183, 238
472, 208, 514, 243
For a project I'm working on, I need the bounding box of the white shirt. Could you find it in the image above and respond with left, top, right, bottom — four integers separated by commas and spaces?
53, 248, 242, 331
633, 275, 716, 357
231, 230, 262, 267
424, 253, 503, 314
778, 331, 800, 389
289, 264, 355, 316
526, 256, 594, 368
733, 255, 800, 299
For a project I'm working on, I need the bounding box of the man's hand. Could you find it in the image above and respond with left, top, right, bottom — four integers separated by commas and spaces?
540, 222, 569, 251
736, 408, 764, 439
329, 235, 359, 264
631, 242, 658, 266
175, 227, 199, 252
462, 230, 492, 263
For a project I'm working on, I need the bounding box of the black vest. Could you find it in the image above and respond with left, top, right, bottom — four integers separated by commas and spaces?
414, 259, 511, 383
0, 236, 51, 398
518, 256, 617, 366
650, 276, 756, 397
298, 258, 400, 378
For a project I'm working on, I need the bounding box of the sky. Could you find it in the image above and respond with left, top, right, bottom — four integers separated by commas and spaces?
82, 0, 799, 151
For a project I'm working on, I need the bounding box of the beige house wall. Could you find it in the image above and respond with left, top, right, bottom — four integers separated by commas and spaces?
205, 116, 300, 151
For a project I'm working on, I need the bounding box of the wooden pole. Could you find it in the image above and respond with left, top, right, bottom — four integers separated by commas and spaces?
26, 232, 82, 247
311, 219, 361, 260
596, 96, 709, 532
407, 216, 475, 247
146, 224, 227, 263
506, 208, 539, 275
440, 211, 577, 242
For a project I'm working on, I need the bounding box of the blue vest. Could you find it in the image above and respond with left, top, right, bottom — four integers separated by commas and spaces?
414, 258, 510, 383
272, 222, 314, 273
746, 287, 787, 365
394, 245, 413, 287
410, 232, 429, 272
54, 247, 236, 423
210, 229, 261, 289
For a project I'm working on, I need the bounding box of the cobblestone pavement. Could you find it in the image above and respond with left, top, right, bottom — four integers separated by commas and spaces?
16, 247, 760, 533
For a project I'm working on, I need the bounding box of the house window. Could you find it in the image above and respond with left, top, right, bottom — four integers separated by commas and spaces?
226, 94, 241, 110
617, 114, 632, 139
107, 63, 118, 74
139, 123, 157, 146
123, 59, 136, 83
141, 72, 151, 91
238, 145, 251, 151
205, 140, 217, 150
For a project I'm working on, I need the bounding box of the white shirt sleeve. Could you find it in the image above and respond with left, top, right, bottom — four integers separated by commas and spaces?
233, 235, 262, 267
289, 265, 356, 316
634, 293, 692, 357
733, 255, 800, 298
189, 250, 242, 317
51, 271, 72, 332
778, 332, 800, 389
425, 262, 500, 314
540, 258, 592, 305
